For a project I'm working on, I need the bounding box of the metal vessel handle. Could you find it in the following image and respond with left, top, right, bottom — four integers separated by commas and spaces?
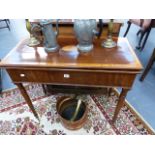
31, 23, 42, 41
55, 19, 60, 37
93, 19, 103, 38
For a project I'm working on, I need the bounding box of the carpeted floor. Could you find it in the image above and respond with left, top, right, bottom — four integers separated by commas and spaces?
0, 84, 154, 135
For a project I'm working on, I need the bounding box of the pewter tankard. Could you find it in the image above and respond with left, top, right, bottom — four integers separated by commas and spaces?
32, 19, 59, 52
40, 19, 59, 52
74, 19, 103, 52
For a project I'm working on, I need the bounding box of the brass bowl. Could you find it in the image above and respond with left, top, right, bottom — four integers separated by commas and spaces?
56, 96, 88, 130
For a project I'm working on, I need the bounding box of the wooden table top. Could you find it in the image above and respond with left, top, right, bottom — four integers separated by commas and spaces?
0, 37, 143, 71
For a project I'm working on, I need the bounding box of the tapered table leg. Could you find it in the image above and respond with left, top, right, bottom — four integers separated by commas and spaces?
108, 88, 113, 96
15, 83, 40, 120
112, 88, 129, 123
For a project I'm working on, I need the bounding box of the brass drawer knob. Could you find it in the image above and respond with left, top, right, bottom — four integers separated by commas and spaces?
20, 73, 26, 77
64, 74, 70, 78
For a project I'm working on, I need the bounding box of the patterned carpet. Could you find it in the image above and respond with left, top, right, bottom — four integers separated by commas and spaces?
0, 84, 154, 135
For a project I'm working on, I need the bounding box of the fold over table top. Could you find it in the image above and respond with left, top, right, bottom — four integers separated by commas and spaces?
0, 37, 143, 72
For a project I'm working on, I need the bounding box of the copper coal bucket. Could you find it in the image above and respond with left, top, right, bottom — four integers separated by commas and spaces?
56, 96, 88, 130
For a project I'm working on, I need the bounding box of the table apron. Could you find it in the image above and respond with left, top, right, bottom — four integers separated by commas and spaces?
7, 69, 136, 88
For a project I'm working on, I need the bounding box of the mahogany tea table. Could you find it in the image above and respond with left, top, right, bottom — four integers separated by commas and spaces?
0, 37, 142, 123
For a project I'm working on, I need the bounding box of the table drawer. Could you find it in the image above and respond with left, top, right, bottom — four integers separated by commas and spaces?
7, 69, 136, 88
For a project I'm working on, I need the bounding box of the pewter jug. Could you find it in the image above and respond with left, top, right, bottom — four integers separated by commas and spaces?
74, 19, 103, 52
